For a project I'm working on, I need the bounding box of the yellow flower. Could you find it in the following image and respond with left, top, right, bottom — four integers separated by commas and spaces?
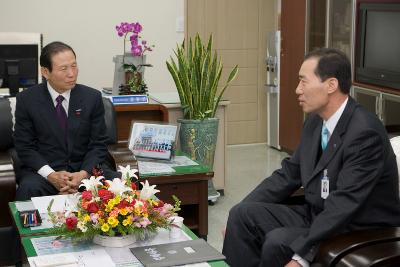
83, 214, 90, 222
119, 208, 128, 216
113, 195, 121, 205
101, 223, 110, 232
107, 217, 119, 228
134, 207, 142, 215
122, 216, 132, 226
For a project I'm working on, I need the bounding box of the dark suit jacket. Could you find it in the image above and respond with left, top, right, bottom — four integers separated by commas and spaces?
14, 83, 108, 176
244, 97, 400, 261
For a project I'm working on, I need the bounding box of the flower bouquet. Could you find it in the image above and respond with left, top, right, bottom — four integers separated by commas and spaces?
48, 165, 181, 244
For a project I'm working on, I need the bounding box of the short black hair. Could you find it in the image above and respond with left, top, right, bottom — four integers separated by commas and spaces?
305, 48, 351, 94
40, 41, 76, 72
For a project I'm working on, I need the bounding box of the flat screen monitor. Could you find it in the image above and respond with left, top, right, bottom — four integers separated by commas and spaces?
355, 3, 400, 90
0, 44, 39, 97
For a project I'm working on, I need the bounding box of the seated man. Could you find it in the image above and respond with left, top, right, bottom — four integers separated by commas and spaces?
222, 48, 400, 267
14, 41, 119, 201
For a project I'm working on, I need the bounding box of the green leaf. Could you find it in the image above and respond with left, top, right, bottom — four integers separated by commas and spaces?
166, 33, 238, 120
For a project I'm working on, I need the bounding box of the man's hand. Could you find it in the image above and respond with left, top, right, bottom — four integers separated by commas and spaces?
66, 170, 89, 192
285, 260, 302, 267
47, 171, 72, 191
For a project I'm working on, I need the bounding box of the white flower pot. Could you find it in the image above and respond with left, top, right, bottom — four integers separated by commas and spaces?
112, 54, 146, 95
93, 234, 136, 248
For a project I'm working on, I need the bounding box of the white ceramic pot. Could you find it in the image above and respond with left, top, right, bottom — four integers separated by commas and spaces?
92, 234, 136, 248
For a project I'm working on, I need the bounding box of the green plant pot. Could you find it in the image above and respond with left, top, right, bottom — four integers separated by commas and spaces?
178, 118, 220, 200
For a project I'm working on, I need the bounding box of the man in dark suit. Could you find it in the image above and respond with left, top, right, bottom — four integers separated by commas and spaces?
14, 41, 118, 201
222, 48, 400, 267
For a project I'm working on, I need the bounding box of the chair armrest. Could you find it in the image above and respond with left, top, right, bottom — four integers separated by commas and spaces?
313, 227, 400, 267
0, 152, 16, 227
336, 240, 400, 267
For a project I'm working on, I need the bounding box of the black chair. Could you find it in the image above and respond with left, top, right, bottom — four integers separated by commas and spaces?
101, 97, 137, 167
0, 97, 20, 266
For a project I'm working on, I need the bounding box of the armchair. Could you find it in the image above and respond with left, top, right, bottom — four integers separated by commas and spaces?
308, 136, 400, 266
0, 97, 19, 265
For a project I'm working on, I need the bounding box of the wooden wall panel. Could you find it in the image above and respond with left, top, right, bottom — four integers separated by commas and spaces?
186, 0, 278, 144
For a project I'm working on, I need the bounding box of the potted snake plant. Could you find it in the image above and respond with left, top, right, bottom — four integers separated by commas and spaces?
166, 33, 238, 201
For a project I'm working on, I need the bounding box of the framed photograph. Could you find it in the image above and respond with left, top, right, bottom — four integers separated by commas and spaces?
128, 122, 178, 160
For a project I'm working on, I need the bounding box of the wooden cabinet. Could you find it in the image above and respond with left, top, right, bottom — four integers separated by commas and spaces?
307, 0, 353, 58
353, 86, 400, 136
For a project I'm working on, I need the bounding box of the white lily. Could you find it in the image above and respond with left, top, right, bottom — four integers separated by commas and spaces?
106, 178, 133, 195
64, 193, 79, 217
79, 176, 104, 191
140, 180, 160, 200
118, 165, 138, 181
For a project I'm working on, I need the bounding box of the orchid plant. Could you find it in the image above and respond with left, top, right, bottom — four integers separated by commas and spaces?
48, 165, 180, 241
115, 22, 154, 62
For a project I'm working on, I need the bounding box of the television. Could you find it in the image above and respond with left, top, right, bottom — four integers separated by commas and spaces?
355, 3, 400, 90
0, 44, 39, 97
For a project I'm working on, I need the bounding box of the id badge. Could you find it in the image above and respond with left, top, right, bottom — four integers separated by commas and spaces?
321, 169, 329, 199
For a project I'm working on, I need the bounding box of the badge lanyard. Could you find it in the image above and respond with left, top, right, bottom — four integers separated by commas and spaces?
321, 169, 329, 199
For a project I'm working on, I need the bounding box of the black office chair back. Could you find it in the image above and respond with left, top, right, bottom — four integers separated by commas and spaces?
0, 98, 14, 151
102, 97, 118, 145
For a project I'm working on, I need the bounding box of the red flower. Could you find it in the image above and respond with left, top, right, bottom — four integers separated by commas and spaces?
98, 189, 114, 203
131, 182, 137, 191
117, 199, 129, 209
154, 200, 164, 208
65, 216, 78, 230
87, 202, 99, 213
82, 191, 92, 201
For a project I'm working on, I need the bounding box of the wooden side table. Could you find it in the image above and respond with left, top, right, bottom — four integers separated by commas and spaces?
140, 159, 213, 239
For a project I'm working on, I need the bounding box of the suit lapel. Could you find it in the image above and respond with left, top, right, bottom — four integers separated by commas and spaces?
67, 87, 82, 154
38, 84, 67, 149
303, 121, 323, 183
305, 97, 357, 186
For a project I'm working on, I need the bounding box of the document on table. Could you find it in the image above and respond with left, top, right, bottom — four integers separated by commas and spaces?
28, 248, 116, 267
138, 161, 175, 175
138, 156, 198, 175
30, 229, 210, 267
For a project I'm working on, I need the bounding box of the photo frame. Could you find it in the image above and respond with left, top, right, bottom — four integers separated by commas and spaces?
128, 122, 178, 160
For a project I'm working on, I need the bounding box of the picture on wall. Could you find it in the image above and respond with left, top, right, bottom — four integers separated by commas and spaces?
128, 122, 178, 160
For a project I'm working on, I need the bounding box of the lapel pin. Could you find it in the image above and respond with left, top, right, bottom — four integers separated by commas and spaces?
75, 108, 82, 117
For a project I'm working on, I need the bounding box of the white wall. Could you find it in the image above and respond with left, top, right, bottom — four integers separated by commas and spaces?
0, 0, 184, 93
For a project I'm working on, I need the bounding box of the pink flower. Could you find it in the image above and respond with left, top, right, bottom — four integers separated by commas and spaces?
90, 213, 99, 224
115, 21, 153, 57
140, 217, 151, 227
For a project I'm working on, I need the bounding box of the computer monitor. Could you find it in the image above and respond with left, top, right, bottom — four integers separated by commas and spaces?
0, 44, 39, 97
